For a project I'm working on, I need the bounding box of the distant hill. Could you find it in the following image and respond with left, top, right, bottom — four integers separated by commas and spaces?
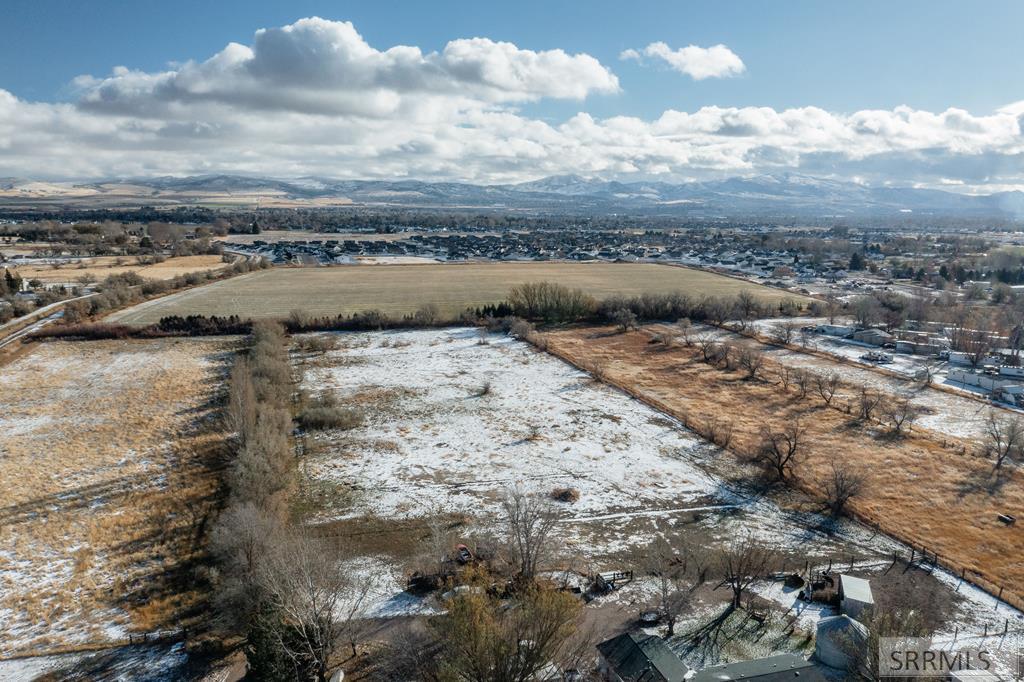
2, 172, 1022, 218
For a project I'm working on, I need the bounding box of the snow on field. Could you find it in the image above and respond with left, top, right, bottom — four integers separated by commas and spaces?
302, 328, 720, 523
302, 328, 875, 559
300, 330, 896, 558
0, 338, 227, 659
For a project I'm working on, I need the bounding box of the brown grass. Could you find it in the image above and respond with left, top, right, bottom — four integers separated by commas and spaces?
106, 262, 808, 326
542, 325, 1024, 609
11, 255, 225, 283
0, 337, 232, 656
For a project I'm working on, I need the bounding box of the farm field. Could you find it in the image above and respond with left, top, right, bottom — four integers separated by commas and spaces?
0, 337, 231, 662
105, 262, 806, 326
541, 325, 1024, 611
9, 254, 226, 283
293, 328, 1017, 673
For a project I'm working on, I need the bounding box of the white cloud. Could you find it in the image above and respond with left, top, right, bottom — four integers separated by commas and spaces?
621, 42, 745, 80
74, 17, 619, 118
0, 18, 1022, 191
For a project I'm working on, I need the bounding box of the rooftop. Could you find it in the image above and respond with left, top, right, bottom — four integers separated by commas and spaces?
691, 654, 826, 682
596, 632, 690, 682
839, 574, 875, 604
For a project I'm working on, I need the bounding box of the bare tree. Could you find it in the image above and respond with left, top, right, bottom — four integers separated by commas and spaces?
814, 372, 840, 406
696, 334, 717, 362
755, 421, 804, 481
857, 387, 883, 422
883, 398, 920, 435
821, 460, 868, 517
256, 533, 370, 682
209, 502, 284, 627
793, 368, 811, 398
770, 321, 800, 345
984, 411, 1024, 472
501, 488, 561, 583
735, 290, 759, 324
916, 362, 941, 387
737, 347, 766, 380
719, 341, 738, 370
715, 534, 776, 609
949, 316, 993, 368
797, 329, 819, 351
677, 318, 694, 347
774, 365, 794, 392
644, 534, 705, 636
825, 294, 840, 325
610, 307, 639, 333
226, 356, 257, 446
413, 303, 440, 326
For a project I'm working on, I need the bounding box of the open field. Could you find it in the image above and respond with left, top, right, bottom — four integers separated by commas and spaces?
9, 255, 226, 284
106, 262, 807, 326
294, 328, 1019, 675
542, 325, 1024, 610
0, 337, 232, 659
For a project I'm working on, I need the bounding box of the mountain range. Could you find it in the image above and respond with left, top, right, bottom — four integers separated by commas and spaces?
2, 173, 1023, 218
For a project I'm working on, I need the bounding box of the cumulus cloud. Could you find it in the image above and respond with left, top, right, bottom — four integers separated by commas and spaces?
621, 42, 745, 80
74, 17, 619, 118
0, 17, 1023, 191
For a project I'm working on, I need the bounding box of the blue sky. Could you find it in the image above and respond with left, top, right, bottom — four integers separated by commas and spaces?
1, 1, 1023, 188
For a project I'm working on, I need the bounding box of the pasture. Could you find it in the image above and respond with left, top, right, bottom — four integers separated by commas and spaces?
0, 337, 230, 657
105, 262, 805, 325
10, 254, 226, 284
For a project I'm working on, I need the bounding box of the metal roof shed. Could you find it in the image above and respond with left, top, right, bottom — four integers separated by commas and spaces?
838, 574, 874, 621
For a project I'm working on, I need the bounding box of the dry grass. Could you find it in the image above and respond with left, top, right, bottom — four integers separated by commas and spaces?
11, 255, 225, 283
543, 326, 1024, 609
0, 337, 232, 656
106, 262, 807, 326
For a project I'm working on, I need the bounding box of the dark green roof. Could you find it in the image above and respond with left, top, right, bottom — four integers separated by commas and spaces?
691, 654, 826, 682
597, 632, 690, 682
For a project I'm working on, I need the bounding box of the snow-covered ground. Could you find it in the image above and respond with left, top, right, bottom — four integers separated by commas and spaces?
299, 328, 1023, 638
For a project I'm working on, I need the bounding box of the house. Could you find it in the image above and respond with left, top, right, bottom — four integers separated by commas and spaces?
596, 632, 689, 682
815, 324, 856, 338
838, 575, 874, 621
691, 654, 826, 682
815, 615, 868, 671
852, 328, 894, 346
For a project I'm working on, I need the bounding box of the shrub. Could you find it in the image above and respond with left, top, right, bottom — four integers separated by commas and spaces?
298, 406, 364, 431
550, 487, 580, 503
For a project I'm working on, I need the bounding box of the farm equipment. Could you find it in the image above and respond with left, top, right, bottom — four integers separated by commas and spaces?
595, 570, 634, 592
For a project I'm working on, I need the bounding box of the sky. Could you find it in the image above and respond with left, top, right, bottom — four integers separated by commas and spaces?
1, 0, 1023, 191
